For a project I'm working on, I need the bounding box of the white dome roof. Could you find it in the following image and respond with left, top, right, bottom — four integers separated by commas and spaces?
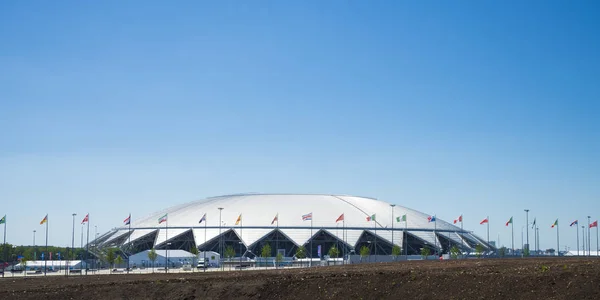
96, 194, 490, 252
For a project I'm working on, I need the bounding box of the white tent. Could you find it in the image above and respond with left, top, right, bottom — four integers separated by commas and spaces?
17, 260, 85, 270
128, 250, 196, 268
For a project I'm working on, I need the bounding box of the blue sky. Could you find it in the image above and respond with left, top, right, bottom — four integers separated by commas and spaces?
1, 1, 599, 251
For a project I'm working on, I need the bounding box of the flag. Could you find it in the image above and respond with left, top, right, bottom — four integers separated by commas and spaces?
427, 215, 436, 223
302, 213, 312, 221
480, 218, 489, 225
235, 214, 242, 225
0, 215, 5, 224
366, 214, 376, 222
551, 219, 558, 228
397, 214, 407, 222
335, 214, 344, 223
590, 221, 598, 228
124, 214, 131, 225
81, 214, 89, 224
199, 213, 207, 224
453, 215, 462, 224
505, 217, 513, 227
40, 214, 48, 225
532, 218, 536, 229
271, 213, 278, 225
158, 213, 168, 224
570, 220, 578, 227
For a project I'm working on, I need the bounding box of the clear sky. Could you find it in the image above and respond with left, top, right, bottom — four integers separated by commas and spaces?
1, 1, 599, 252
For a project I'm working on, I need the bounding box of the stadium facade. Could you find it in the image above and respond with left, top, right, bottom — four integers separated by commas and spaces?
91, 194, 494, 259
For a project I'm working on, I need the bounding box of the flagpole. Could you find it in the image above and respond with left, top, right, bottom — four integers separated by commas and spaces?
127, 213, 131, 274
486, 216, 490, 250
276, 213, 279, 267
592, 225, 600, 256
511, 220, 514, 256
85, 214, 90, 275
374, 216, 377, 257
556, 221, 560, 256
45, 215, 48, 276
460, 217, 464, 252
2, 216, 6, 278
204, 214, 207, 272
165, 216, 168, 273
404, 217, 408, 258
310, 215, 313, 267
576, 222, 580, 255
342, 214, 345, 265
434, 216, 437, 255
240, 214, 244, 271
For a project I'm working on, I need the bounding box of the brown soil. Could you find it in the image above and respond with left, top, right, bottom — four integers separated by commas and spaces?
1, 258, 598, 300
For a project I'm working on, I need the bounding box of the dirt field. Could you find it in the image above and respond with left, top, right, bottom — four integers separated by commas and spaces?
1, 258, 599, 299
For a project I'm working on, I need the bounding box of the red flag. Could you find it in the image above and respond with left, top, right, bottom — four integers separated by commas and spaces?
336, 214, 344, 222
81, 214, 89, 224
590, 221, 598, 228
480, 218, 489, 225
453, 215, 462, 224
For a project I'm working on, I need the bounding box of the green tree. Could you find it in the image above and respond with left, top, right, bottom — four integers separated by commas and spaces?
499, 247, 507, 257
276, 252, 283, 268
523, 246, 530, 257
115, 254, 123, 268
359, 245, 370, 262
328, 246, 339, 265
420, 247, 430, 259
475, 244, 484, 258
224, 245, 235, 270
295, 245, 307, 268
391, 245, 401, 261
261, 243, 272, 269
20, 257, 28, 277
106, 248, 116, 272
189, 246, 199, 271
450, 245, 460, 259
147, 248, 158, 273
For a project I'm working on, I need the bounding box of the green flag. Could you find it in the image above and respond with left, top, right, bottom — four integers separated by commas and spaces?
396, 214, 407, 222
367, 214, 376, 221
505, 217, 512, 226
0, 215, 5, 224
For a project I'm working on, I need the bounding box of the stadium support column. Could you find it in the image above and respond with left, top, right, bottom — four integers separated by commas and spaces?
404, 218, 408, 258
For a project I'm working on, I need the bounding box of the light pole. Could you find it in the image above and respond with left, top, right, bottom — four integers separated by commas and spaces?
218, 207, 224, 271
239, 241, 243, 270
524, 209, 529, 254
588, 216, 591, 257
521, 226, 524, 253
390, 204, 396, 249
166, 242, 171, 273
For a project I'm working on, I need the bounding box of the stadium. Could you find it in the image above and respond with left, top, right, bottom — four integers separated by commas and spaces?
91, 194, 494, 260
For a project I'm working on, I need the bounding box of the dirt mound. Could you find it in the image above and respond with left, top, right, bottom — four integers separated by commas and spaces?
1, 258, 598, 299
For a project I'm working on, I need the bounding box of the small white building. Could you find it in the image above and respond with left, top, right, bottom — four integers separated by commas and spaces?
128, 250, 197, 268
198, 251, 220, 267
